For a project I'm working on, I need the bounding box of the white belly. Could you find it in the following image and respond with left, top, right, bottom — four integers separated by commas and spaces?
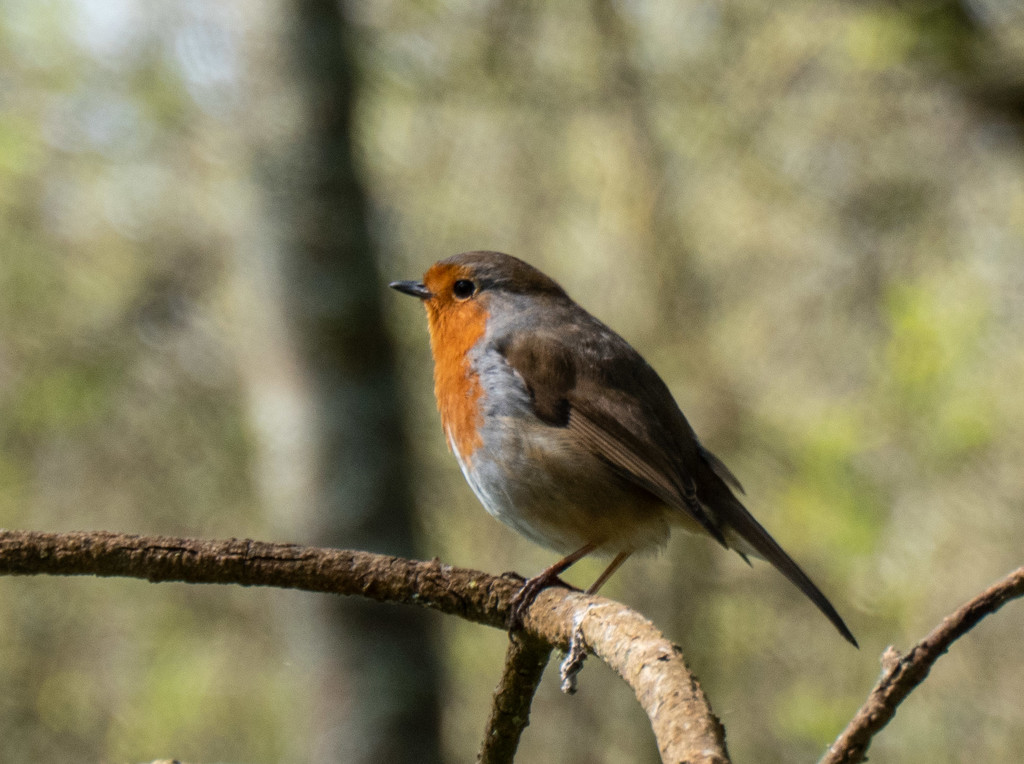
451, 416, 672, 556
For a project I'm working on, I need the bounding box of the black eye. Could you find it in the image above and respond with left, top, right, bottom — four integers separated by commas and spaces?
452, 279, 475, 299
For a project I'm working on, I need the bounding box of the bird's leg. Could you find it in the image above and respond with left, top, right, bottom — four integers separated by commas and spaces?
508, 542, 596, 630
586, 550, 631, 594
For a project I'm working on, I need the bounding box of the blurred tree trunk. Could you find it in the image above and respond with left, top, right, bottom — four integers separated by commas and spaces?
240, 1, 443, 762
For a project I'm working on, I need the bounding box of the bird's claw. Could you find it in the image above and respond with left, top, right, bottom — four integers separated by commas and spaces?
506, 573, 579, 630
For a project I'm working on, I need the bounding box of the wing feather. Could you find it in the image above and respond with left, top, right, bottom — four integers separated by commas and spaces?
499, 329, 727, 546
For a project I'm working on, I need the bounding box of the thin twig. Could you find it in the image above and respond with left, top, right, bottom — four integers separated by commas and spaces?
822, 565, 1024, 764
477, 633, 552, 764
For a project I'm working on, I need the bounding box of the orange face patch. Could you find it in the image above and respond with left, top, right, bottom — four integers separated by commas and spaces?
421, 263, 487, 462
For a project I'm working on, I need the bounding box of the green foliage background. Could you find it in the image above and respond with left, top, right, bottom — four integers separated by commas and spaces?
1, 1, 1022, 762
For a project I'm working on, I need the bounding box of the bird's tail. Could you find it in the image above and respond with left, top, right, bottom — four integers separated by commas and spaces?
715, 490, 859, 648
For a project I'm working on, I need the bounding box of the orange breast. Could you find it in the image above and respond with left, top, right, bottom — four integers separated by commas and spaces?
425, 297, 487, 463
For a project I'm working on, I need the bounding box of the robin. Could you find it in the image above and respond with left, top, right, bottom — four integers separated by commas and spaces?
391, 251, 857, 646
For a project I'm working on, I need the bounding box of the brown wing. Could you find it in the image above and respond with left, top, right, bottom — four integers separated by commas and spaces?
498, 329, 728, 546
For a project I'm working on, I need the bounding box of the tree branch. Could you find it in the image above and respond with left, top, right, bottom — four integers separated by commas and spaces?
0, 530, 509, 626
528, 596, 730, 764
477, 633, 552, 764
822, 565, 1024, 764
0, 530, 729, 764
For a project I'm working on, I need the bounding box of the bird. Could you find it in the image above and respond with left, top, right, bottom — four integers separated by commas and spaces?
390, 251, 857, 646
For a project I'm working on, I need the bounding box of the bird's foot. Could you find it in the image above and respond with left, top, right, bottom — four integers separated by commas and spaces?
506, 573, 578, 630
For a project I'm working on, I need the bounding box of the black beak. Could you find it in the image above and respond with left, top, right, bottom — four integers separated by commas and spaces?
389, 280, 433, 300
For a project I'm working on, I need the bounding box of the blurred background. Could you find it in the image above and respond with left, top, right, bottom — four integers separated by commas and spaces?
1, 0, 1023, 762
